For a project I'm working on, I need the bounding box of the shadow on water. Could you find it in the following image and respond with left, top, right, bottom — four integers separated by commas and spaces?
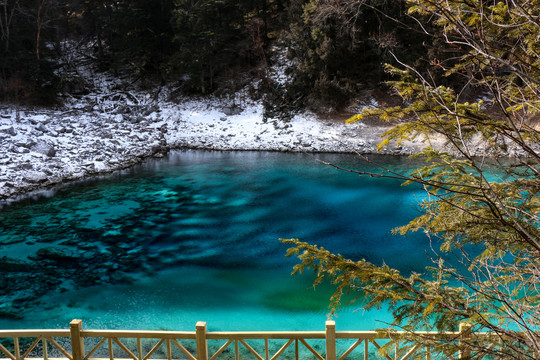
0, 150, 432, 330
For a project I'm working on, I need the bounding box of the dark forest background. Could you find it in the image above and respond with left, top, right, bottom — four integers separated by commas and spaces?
0, 0, 452, 110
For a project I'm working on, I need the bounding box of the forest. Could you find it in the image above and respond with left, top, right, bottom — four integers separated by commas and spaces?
1, 0, 439, 110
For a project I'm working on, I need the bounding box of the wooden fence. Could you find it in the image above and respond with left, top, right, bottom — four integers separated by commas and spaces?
0, 320, 490, 360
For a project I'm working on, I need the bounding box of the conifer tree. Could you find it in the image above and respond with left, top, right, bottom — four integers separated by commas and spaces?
284, 0, 428, 110
282, 1, 540, 358
0, 0, 61, 104
171, 0, 249, 94
71, 0, 175, 77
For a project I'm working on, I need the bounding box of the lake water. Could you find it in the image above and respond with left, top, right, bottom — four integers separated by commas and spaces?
0, 150, 431, 332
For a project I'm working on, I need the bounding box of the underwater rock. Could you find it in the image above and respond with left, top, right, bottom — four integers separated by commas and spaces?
0, 310, 23, 320
31, 247, 79, 262
0, 257, 32, 272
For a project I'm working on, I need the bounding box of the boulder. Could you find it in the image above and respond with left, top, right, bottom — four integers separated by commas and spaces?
36, 123, 48, 133
14, 138, 36, 149
143, 105, 159, 116
12, 146, 30, 154
31, 142, 56, 157
0, 126, 16, 136
222, 105, 243, 116
22, 171, 48, 183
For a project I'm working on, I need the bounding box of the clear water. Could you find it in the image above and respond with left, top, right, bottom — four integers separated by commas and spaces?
0, 150, 430, 332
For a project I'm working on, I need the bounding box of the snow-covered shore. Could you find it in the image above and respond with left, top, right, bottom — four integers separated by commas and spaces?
0, 90, 427, 205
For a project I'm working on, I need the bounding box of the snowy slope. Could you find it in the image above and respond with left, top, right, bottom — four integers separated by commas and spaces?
0, 59, 422, 204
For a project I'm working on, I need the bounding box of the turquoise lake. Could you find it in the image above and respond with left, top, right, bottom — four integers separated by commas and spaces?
0, 150, 431, 332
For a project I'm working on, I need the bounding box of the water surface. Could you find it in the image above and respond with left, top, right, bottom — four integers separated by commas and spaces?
0, 150, 430, 331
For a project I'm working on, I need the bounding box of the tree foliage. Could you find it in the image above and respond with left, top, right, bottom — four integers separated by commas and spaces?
283, 0, 430, 110
171, 0, 250, 94
0, 0, 295, 103
0, 0, 447, 107
282, 1, 540, 358
0, 0, 441, 107
0, 0, 62, 104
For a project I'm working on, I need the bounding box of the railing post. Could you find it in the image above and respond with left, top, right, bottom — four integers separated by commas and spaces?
196, 322, 208, 360
459, 322, 472, 360
326, 321, 336, 360
70, 319, 85, 360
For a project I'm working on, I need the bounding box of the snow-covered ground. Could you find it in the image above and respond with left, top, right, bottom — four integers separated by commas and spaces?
0, 91, 422, 204
0, 49, 434, 206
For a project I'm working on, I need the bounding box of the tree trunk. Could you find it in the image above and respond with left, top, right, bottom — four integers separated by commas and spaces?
36, 0, 46, 60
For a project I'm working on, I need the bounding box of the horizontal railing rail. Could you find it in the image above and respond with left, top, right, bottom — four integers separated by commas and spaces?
0, 320, 505, 360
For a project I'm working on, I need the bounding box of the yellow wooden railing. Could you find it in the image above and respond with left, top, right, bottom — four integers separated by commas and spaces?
0, 320, 492, 360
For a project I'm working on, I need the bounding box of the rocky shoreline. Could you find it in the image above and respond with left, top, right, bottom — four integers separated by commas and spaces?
0, 93, 430, 206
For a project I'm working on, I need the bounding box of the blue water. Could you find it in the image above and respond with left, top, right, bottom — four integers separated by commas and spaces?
0, 150, 430, 332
